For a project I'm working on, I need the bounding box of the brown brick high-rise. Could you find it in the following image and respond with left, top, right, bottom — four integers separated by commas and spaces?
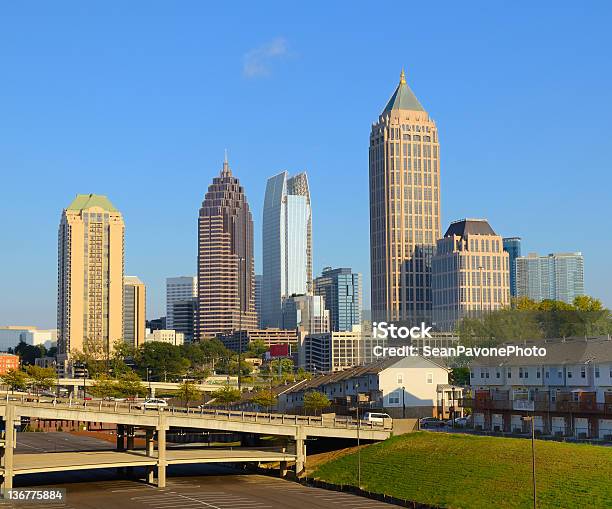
196, 158, 256, 339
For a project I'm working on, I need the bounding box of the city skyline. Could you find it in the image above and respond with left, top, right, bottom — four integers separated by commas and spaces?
2, 3, 611, 327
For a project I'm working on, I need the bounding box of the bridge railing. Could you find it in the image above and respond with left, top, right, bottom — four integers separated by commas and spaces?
2, 395, 392, 430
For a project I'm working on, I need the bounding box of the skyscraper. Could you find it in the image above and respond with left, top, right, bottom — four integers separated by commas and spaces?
196, 158, 256, 339
57, 194, 124, 359
516, 252, 584, 304
314, 267, 362, 332
166, 276, 197, 330
262, 171, 312, 328
432, 219, 510, 331
503, 237, 522, 297
172, 297, 196, 344
254, 274, 263, 328
123, 276, 146, 348
369, 70, 441, 324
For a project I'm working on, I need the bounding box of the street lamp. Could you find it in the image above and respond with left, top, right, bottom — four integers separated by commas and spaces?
147, 368, 152, 397
355, 382, 361, 489
402, 386, 406, 418
522, 415, 537, 509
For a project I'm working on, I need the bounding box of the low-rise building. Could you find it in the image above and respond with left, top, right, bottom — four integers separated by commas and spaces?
0, 353, 20, 374
144, 329, 184, 346
217, 328, 297, 353
279, 356, 453, 418
0, 326, 58, 351
466, 337, 612, 440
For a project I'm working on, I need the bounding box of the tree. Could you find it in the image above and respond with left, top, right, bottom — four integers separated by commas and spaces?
14, 342, 47, 365
449, 367, 470, 386
211, 385, 241, 409
115, 371, 146, 398
246, 339, 268, 357
251, 389, 277, 412
2, 369, 28, 393
303, 391, 331, 415
89, 374, 119, 399
138, 342, 190, 381
176, 380, 200, 407
25, 365, 56, 394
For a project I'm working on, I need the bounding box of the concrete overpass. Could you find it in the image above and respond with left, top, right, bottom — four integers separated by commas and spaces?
0, 398, 392, 489
53, 378, 249, 396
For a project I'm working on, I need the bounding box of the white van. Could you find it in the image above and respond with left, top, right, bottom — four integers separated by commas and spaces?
363, 412, 392, 424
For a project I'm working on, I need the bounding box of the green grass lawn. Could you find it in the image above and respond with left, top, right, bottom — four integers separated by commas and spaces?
312, 432, 612, 509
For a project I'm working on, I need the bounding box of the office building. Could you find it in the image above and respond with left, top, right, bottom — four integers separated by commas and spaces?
166, 276, 197, 330
314, 267, 362, 332
57, 194, 124, 359
123, 276, 146, 348
302, 329, 364, 373
0, 354, 20, 375
217, 328, 298, 353
172, 297, 196, 343
196, 158, 256, 338
281, 294, 329, 335
432, 219, 511, 331
144, 329, 184, 346
255, 274, 263, 328
369, 70, 441, 324
516, 252, 584, 304
503, 237, 522, 297
262, 171, 312, 328
0, 327, 57, 351
146, 317, 166, 332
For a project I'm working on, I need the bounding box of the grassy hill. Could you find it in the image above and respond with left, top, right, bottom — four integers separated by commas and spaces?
311, 432, 612, 508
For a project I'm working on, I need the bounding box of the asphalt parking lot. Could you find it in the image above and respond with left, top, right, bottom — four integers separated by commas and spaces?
3, 466, 398, 509
5, 433, 398, 508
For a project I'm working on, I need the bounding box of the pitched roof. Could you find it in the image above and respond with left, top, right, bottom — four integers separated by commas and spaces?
469, 337, 612, 367
67, 194, 118, 212
382, 70, 425, 114
444, 218, 496, 238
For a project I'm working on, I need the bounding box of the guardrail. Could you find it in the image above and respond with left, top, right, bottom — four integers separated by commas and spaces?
1, 395, 392, 430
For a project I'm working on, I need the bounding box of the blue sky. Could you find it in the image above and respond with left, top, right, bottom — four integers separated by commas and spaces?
1, 1, 611, 327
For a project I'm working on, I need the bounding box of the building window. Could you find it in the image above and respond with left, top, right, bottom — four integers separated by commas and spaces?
470, 371, 474, 379
519, 368, 523, 379
580, 366, 586, 379
426, 373, 433, 384
537, 370, 541, 379
595, 366, 600, 378
567, 370, 573, 379
397, 374, 403, 385
388, 395, 400, 405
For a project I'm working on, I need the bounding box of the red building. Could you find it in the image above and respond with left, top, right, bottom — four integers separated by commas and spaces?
0, 353, 20, 374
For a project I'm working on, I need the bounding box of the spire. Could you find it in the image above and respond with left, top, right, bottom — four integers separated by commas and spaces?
381, 69, 425, 114
221, 149, 231, 176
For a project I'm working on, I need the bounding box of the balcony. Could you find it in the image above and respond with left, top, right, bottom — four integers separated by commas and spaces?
461, 398, 612, 415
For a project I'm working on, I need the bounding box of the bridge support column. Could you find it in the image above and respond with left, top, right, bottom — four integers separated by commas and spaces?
126, 426, 135, 450
295, 429, 306, 476
116, 424, 125, 451
145, 429, 155, 484
1, 404, 15, 489
157, 415, 167, 488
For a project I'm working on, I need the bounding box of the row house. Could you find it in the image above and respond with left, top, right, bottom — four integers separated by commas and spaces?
465, 337, 612, 440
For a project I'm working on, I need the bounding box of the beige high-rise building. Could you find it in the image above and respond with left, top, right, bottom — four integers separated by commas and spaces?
196, 158, 257, 338
432, 219, 510, 331
57, 194, 125, 359
369, 70, 441, 324
123, 276, 146, 348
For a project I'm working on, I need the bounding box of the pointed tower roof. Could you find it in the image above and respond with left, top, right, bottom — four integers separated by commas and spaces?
221, 149, 232, 176
382, 69, 425, 113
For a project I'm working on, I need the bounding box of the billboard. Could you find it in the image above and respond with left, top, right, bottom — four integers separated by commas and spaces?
269, 343, 290, 358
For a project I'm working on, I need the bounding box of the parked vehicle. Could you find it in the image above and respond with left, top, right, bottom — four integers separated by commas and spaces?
363, 412, 392, 424
419, 417, 446, 428
137, 398, 168, 410
445, 416, 470, 427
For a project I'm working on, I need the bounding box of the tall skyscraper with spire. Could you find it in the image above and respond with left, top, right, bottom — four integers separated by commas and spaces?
369, 70, 441, 324
261, 171, 312, 328
196, 157, 256, 339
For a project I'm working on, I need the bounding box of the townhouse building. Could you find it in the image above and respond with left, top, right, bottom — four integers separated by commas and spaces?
466, 337, 612, 440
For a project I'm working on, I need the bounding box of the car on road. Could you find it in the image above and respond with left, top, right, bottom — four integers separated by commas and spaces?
136, 398, 168, 410
446, 416, 471, 427
363, 412, 392, 424
419, 417, 446, 428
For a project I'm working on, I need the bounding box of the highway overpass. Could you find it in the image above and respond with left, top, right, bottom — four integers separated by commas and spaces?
0, 398, 392, 489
